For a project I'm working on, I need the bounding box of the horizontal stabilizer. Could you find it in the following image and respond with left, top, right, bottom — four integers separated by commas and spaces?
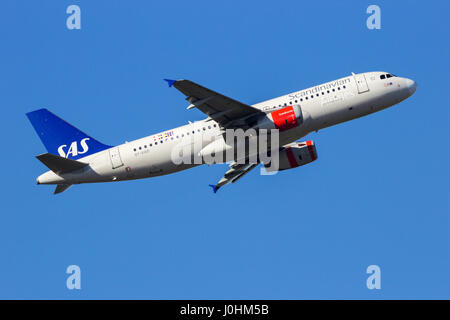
54, 184, 72, 194
36, 153, 88, 175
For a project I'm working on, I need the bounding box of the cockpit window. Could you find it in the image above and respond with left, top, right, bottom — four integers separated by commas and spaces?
380, 73, 398, 80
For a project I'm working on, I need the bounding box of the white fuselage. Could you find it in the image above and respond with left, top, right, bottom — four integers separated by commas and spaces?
37, 71, 417, 185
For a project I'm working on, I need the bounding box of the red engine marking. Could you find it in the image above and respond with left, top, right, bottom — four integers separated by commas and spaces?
285, 147, 299, 168
306, 140, 316, 161
271, 106, 298, 131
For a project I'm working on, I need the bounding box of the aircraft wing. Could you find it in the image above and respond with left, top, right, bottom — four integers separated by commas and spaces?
165, 79, 264, 129
209, 162, 259, 193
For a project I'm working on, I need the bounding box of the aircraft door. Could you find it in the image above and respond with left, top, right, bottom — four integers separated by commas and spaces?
109, 147, 124, 169
354, 74, 370, 93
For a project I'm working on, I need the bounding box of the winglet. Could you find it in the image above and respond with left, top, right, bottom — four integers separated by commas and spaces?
164, 79, 177, 87
208, 184, 219, 193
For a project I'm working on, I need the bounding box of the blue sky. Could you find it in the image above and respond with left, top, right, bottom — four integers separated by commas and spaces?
0, 0, 449, 299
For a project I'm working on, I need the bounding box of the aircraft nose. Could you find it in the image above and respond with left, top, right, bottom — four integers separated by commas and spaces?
36, 177, 40, 184
405, 78, 417, 95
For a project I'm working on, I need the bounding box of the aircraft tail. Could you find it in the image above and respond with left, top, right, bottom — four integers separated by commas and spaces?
26, 108, 111, 160
35, 154, 85, 195
54, 184, 72, 194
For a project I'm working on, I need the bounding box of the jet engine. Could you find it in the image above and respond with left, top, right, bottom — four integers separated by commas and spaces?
252, 105, 303, 131
265, 140, 317, 172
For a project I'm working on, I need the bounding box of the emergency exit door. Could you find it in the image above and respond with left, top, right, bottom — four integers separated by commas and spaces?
354, 74, 370, 94
109, 147, 124, 169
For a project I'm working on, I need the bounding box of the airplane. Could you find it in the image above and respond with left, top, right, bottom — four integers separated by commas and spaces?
27, 71, 417, 194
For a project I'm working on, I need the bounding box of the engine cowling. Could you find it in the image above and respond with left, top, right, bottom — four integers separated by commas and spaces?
265, 140, 317, 172
253, 105, 303, 131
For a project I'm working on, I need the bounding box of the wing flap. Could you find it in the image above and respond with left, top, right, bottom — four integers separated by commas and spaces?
169, 79, 264, 128
210, 162, 259, 193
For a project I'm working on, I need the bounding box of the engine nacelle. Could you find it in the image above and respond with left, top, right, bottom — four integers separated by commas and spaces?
253, 105, 303, 131
265, 140, 317, 172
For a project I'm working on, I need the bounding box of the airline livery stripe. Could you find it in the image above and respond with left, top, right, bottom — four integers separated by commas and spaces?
306, 140, 316, 161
